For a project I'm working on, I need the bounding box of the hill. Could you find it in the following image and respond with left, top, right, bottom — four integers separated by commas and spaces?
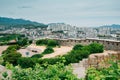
99, 24, 120, 29
0, 17, 47, 28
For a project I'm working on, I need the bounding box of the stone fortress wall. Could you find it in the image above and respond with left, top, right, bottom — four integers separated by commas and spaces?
56, 38, 120, 51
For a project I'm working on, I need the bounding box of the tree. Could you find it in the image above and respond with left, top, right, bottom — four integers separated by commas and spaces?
12, 63, 79, 80
73, 44, 83, 50
42, 47, 54, 54
36, 39, 59, 47
29, 40, 33, 44
7, 45, 20, 50
89, 43, 104, 53
17, 38, 28, 46
36, 39, 47, 45
3, 52, 22, 66
47, 39, 58, 47
17, 57, 37, 68
2, 45, 20, 55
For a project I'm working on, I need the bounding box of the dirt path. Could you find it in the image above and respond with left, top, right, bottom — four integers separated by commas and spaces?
18, 44, 46, 57
18, 44, 73, 58
42, 46, 73, 58
0, 46, 8, 55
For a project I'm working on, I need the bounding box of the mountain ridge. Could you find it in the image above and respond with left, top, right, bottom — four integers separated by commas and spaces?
0, 17, 47, 27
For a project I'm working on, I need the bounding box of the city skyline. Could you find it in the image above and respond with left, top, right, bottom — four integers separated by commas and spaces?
0, 0, 120, 27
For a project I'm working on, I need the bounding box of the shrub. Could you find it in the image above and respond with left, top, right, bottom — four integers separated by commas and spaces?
12, 63, 78, 80
31, 54, 43, 58
3, 52, 22, 66
17, 57, 37, 68
38, 57, 63, 65
47, 39, 58, 47
42, 47, 54, 54
89, 42, 104, 53
29, 40, 33, 44
2, 45, 20, 55
36, 39, 48, 46
86, 60, 120, 80
63, 50, 90, 65
36, 39, 59, 47
73, 44, 83, 50
7, 45, 20, 50
17, 38, 28, 46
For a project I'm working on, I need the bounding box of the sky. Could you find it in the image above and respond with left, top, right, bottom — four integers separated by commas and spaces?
0, 0, 120, 27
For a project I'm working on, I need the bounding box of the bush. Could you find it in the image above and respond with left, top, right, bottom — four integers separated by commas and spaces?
2, 45, 20, 55
29, 40, 33, 44
73, 44, 83, 50
38, 57, 64, 65
31, 54, 43, 58
12, 63, 78, 80
86, 60, 120, 80
7, 45, 20, 50
63, 50, 90, 65
89, 42, 104, 53
3, 52, 22, 66
36, 39, 48, 46
47, 39, 58, 47
17, 57, 37, 68
42, 47, 54, 54
36, 39, 59, 47
17, 38, 28, 46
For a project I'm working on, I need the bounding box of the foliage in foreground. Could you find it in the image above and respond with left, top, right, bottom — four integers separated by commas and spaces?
2, 45, 22, 66
86, 60, 120, 80
10, 63, 79, 80
17, 57, 37, 68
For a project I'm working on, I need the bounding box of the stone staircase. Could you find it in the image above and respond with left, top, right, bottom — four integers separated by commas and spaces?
72, 51, 120, 79
71, 58, 88, 79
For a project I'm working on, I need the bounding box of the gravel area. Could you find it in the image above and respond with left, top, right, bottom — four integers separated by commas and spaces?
0, 46, 8, 56
18, 44, 73, 58
42, 46, 73, 58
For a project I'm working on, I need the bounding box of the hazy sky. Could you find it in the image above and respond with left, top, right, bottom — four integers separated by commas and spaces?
0, 0, 120, 27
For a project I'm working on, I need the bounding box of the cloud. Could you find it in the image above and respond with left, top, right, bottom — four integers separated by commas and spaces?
18, 6, 32, 9
0, 0, 120, 26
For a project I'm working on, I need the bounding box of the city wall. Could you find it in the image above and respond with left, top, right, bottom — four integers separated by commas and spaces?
56, 39, 120, 51
83, 52, 120, 69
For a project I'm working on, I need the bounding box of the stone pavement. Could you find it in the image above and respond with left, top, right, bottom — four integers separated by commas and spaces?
71, 60, 86, 79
